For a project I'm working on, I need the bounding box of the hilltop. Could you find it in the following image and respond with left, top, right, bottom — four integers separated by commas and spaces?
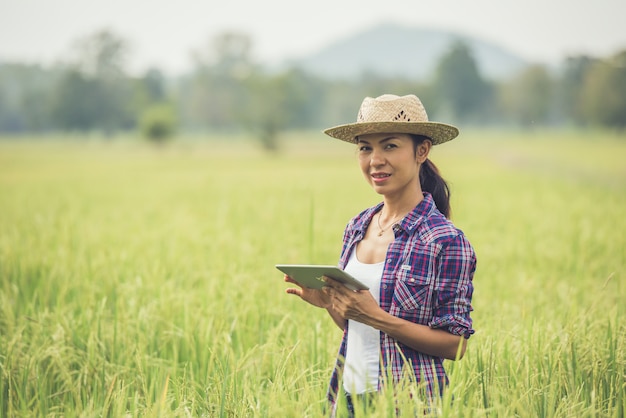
281, 23, 528, 81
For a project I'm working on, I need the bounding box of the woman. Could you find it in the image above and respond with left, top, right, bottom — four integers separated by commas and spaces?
284, 94, 476, 415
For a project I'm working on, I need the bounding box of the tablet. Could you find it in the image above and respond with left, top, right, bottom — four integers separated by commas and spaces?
276, 264, 369, 291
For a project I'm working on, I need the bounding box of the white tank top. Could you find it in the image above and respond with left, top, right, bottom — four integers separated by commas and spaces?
342, 248, 384, 395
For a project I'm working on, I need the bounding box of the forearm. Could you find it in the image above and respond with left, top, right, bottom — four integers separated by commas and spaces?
367, 310, 467, 360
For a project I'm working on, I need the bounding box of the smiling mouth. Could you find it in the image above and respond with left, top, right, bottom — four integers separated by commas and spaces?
371, 173, 390, 179
371, 173, 391, 183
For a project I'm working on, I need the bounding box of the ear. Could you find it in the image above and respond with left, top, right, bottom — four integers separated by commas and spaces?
415, 139, 432, 163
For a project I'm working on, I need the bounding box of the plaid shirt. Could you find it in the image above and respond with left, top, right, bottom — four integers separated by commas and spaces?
327, 193, 476, 408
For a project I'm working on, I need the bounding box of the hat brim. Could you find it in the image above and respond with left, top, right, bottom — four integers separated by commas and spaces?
323, 121, 459, 145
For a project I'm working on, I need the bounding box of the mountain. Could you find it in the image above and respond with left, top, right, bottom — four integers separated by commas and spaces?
282, 23, 528, 81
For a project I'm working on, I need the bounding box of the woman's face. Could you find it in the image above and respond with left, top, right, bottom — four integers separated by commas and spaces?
356, 133, 430, 198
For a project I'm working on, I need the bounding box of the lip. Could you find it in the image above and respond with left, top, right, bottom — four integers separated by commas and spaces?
371, 172, 391, 184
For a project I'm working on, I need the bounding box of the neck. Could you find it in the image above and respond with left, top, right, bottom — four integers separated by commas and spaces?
380, 188, 424, 220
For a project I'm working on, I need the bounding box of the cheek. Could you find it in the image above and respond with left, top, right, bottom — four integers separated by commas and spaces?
358, 157, 369, 173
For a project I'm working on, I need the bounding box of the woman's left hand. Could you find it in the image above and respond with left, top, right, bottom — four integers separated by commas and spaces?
322, 277, 380, 326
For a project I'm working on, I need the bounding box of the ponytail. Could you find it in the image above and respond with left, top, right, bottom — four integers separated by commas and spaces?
411, 135, 451, 218
420, 158, 451, 218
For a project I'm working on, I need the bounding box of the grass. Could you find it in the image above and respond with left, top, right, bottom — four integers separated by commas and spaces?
0, 130, 624, 417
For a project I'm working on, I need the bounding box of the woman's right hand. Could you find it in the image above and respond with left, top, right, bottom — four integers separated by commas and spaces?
284, 275, 331, 309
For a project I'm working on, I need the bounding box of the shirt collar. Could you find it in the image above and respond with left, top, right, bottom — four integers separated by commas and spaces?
397, 192, 436, 233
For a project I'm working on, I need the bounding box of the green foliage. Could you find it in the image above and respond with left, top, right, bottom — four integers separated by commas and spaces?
49, 29, 135, 135
581, 51, 626, 129
1, 30, 626, 136
184, 31, 254, 131
0, 132, 624, 417
559, 55, 597, 124
240, 74, 289, 151
434, 40, 493, 122
138, 103, 177, 143
133, 68, 167, 109
51, 70, 101, 131
0, 63, 58, 132
69, 29, 129, 79
51, 70, 134, 134
499, 64, 554, 127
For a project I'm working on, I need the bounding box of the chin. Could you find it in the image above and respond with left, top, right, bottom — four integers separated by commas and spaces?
371, 185, 389, 195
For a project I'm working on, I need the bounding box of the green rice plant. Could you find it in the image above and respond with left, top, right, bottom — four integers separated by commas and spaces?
0, 130, 624, 417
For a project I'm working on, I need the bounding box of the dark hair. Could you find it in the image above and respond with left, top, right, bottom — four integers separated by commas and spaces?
410, 135, 451, 218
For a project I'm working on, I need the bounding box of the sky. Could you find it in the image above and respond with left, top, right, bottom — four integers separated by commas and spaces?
1, 0, 625, 76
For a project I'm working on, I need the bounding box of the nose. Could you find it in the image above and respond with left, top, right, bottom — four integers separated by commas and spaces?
370, 148, 385, 167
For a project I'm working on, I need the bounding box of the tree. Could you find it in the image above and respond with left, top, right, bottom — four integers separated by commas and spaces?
241, 73, 289, 151
51, 70, 100, 130
559, 55, 597, 125
51, 29, 134, 134
580, 50, 626, 129
132, 68, 170, 129
202, 32, 254, 78
139, 102, 177, 143
184, 31, 255, 131
499, 65, 553, 127
0, 63, 58, 132
434, 40, 492, 123
70, 29, 129, 80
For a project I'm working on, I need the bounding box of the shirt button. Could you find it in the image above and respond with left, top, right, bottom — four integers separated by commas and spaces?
387, 259, 392, 263
409, 278, 415, 283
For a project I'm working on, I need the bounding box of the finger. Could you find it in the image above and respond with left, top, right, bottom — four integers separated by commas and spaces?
285, 288, 301, 297
321, 276, 342, 288
325, 281, 351, 297
284, 275, 302, 287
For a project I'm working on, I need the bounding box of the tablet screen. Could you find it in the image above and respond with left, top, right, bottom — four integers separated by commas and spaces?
276, 264, 369, 291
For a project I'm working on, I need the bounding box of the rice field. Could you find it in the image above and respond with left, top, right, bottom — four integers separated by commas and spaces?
0, 130, 625, 417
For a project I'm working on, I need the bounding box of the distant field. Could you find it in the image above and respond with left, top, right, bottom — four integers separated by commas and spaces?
1, 130, 624, 417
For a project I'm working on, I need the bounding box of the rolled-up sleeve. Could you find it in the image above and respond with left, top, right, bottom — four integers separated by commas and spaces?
428, 233, 476, 338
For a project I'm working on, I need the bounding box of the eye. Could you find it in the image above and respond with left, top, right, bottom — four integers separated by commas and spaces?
384, 143, 398, 150
358, 145, 371, 152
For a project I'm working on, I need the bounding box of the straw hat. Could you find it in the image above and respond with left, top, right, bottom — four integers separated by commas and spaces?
324, 94, 459, 145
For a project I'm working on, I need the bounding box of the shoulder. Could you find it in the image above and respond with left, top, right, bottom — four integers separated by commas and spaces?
420, 210, 458, 241
404, 193, 467, 247
419, 210, 472, 252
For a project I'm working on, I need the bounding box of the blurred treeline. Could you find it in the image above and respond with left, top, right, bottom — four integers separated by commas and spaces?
0, 29, 625, 147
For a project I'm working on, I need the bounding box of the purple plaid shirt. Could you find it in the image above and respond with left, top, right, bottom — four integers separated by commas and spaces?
327, 193, 476, 407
